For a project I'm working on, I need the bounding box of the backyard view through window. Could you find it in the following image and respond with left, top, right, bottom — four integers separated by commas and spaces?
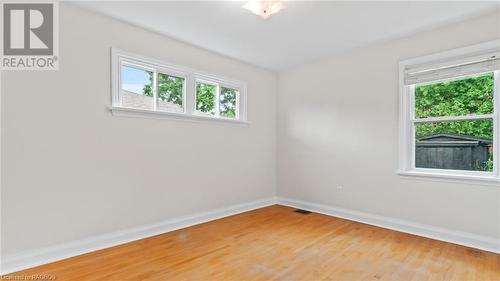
414, 73, 494, 172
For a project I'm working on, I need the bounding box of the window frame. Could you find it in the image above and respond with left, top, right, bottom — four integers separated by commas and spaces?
111, 48, 248, 124
398, 41, 500, 183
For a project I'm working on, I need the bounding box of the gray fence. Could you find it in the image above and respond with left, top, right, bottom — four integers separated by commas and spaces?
415, 134, 492, 171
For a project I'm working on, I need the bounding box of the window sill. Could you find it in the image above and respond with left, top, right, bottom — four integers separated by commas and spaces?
397, 169, 500, 185
110, 106, 250, 126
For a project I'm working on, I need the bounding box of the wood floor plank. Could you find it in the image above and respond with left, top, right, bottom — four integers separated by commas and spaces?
4, 205, 499, 281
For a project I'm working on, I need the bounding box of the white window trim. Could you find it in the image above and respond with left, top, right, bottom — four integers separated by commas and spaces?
110, 48, 249, 125
398, 40, 500, 184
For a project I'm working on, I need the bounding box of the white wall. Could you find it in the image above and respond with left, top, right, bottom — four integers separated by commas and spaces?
1, 3, 277, 256
278, 12, 500, 239
2, 1, 499, 263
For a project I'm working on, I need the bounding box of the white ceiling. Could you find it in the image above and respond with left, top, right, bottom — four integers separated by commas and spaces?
75, 1, 498, 71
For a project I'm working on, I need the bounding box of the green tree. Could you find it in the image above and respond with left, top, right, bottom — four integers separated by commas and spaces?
143, 73, 184, 106
414, 73, 493, 139
415, 73, 494, 171
196, 83, 216, 114
220, 87, 237, 118
142, 73, 153, 97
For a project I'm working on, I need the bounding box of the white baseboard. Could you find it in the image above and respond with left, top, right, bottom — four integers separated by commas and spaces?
1, 197, 276, 275
3, 196, 498, 275
277, 197, 500, 254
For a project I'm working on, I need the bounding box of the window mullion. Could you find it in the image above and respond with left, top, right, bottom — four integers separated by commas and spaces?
215, 84, 220, 118
236, 90, 240, 119
186, 75, 195, 115
116, 60, 123, 106
409, 85, 416, 170
493, 70, 499, 175
152, 70, 158, 111
412, 114, 494, 124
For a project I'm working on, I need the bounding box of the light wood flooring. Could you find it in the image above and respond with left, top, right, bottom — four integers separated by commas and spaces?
6, 205, 500, 281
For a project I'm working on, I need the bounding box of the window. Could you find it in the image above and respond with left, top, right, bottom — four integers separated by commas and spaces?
220, 87, 238, 118
196, 81, 216, 116
121, 65, 154, 111
414, 74, 494, 172
117, 60, 187, 114
399, 41, 500, 182
157, 73, 185, 113
195, 81, 240, 119
111, 49, 247, 123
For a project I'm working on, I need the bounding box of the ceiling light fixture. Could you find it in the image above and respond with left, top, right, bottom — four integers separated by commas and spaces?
242, 0, 285, 19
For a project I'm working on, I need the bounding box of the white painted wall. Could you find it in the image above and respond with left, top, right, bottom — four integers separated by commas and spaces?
1, 3, 277, 256
2, 1, 499, 266
277, 12, 500, 239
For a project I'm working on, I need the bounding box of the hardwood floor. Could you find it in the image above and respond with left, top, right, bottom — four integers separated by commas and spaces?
6, 205, 500, 281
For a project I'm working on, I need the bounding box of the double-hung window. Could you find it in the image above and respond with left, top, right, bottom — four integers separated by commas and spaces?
399, 41, 500, 182
111, 49, 247, 123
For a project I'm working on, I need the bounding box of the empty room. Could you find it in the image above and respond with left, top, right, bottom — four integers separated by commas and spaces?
1, 1, 499, 280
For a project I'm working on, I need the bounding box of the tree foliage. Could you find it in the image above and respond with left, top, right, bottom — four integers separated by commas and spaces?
196, 83, 216, 114
220, 87, 237, 118
142, 74, 153, 97
414, 73, 493, 139
143, 73, 184, 106
141, 74, 237, 118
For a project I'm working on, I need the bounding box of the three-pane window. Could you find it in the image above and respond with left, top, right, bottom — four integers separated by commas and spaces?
113, 49, 246, 122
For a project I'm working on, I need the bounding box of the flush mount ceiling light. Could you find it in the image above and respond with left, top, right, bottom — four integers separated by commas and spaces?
242, 0, 285, 19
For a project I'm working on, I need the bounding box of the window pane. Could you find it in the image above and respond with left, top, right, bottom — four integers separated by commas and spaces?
414, 73, 493, 119
415, 119, 493, 172
196, 82, 216, 115
121, 65, 153, 110
157, 73, 184, 113
219, 87, 238, 118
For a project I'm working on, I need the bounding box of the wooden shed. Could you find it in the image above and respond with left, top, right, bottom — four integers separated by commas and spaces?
415, 134, 492, 171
